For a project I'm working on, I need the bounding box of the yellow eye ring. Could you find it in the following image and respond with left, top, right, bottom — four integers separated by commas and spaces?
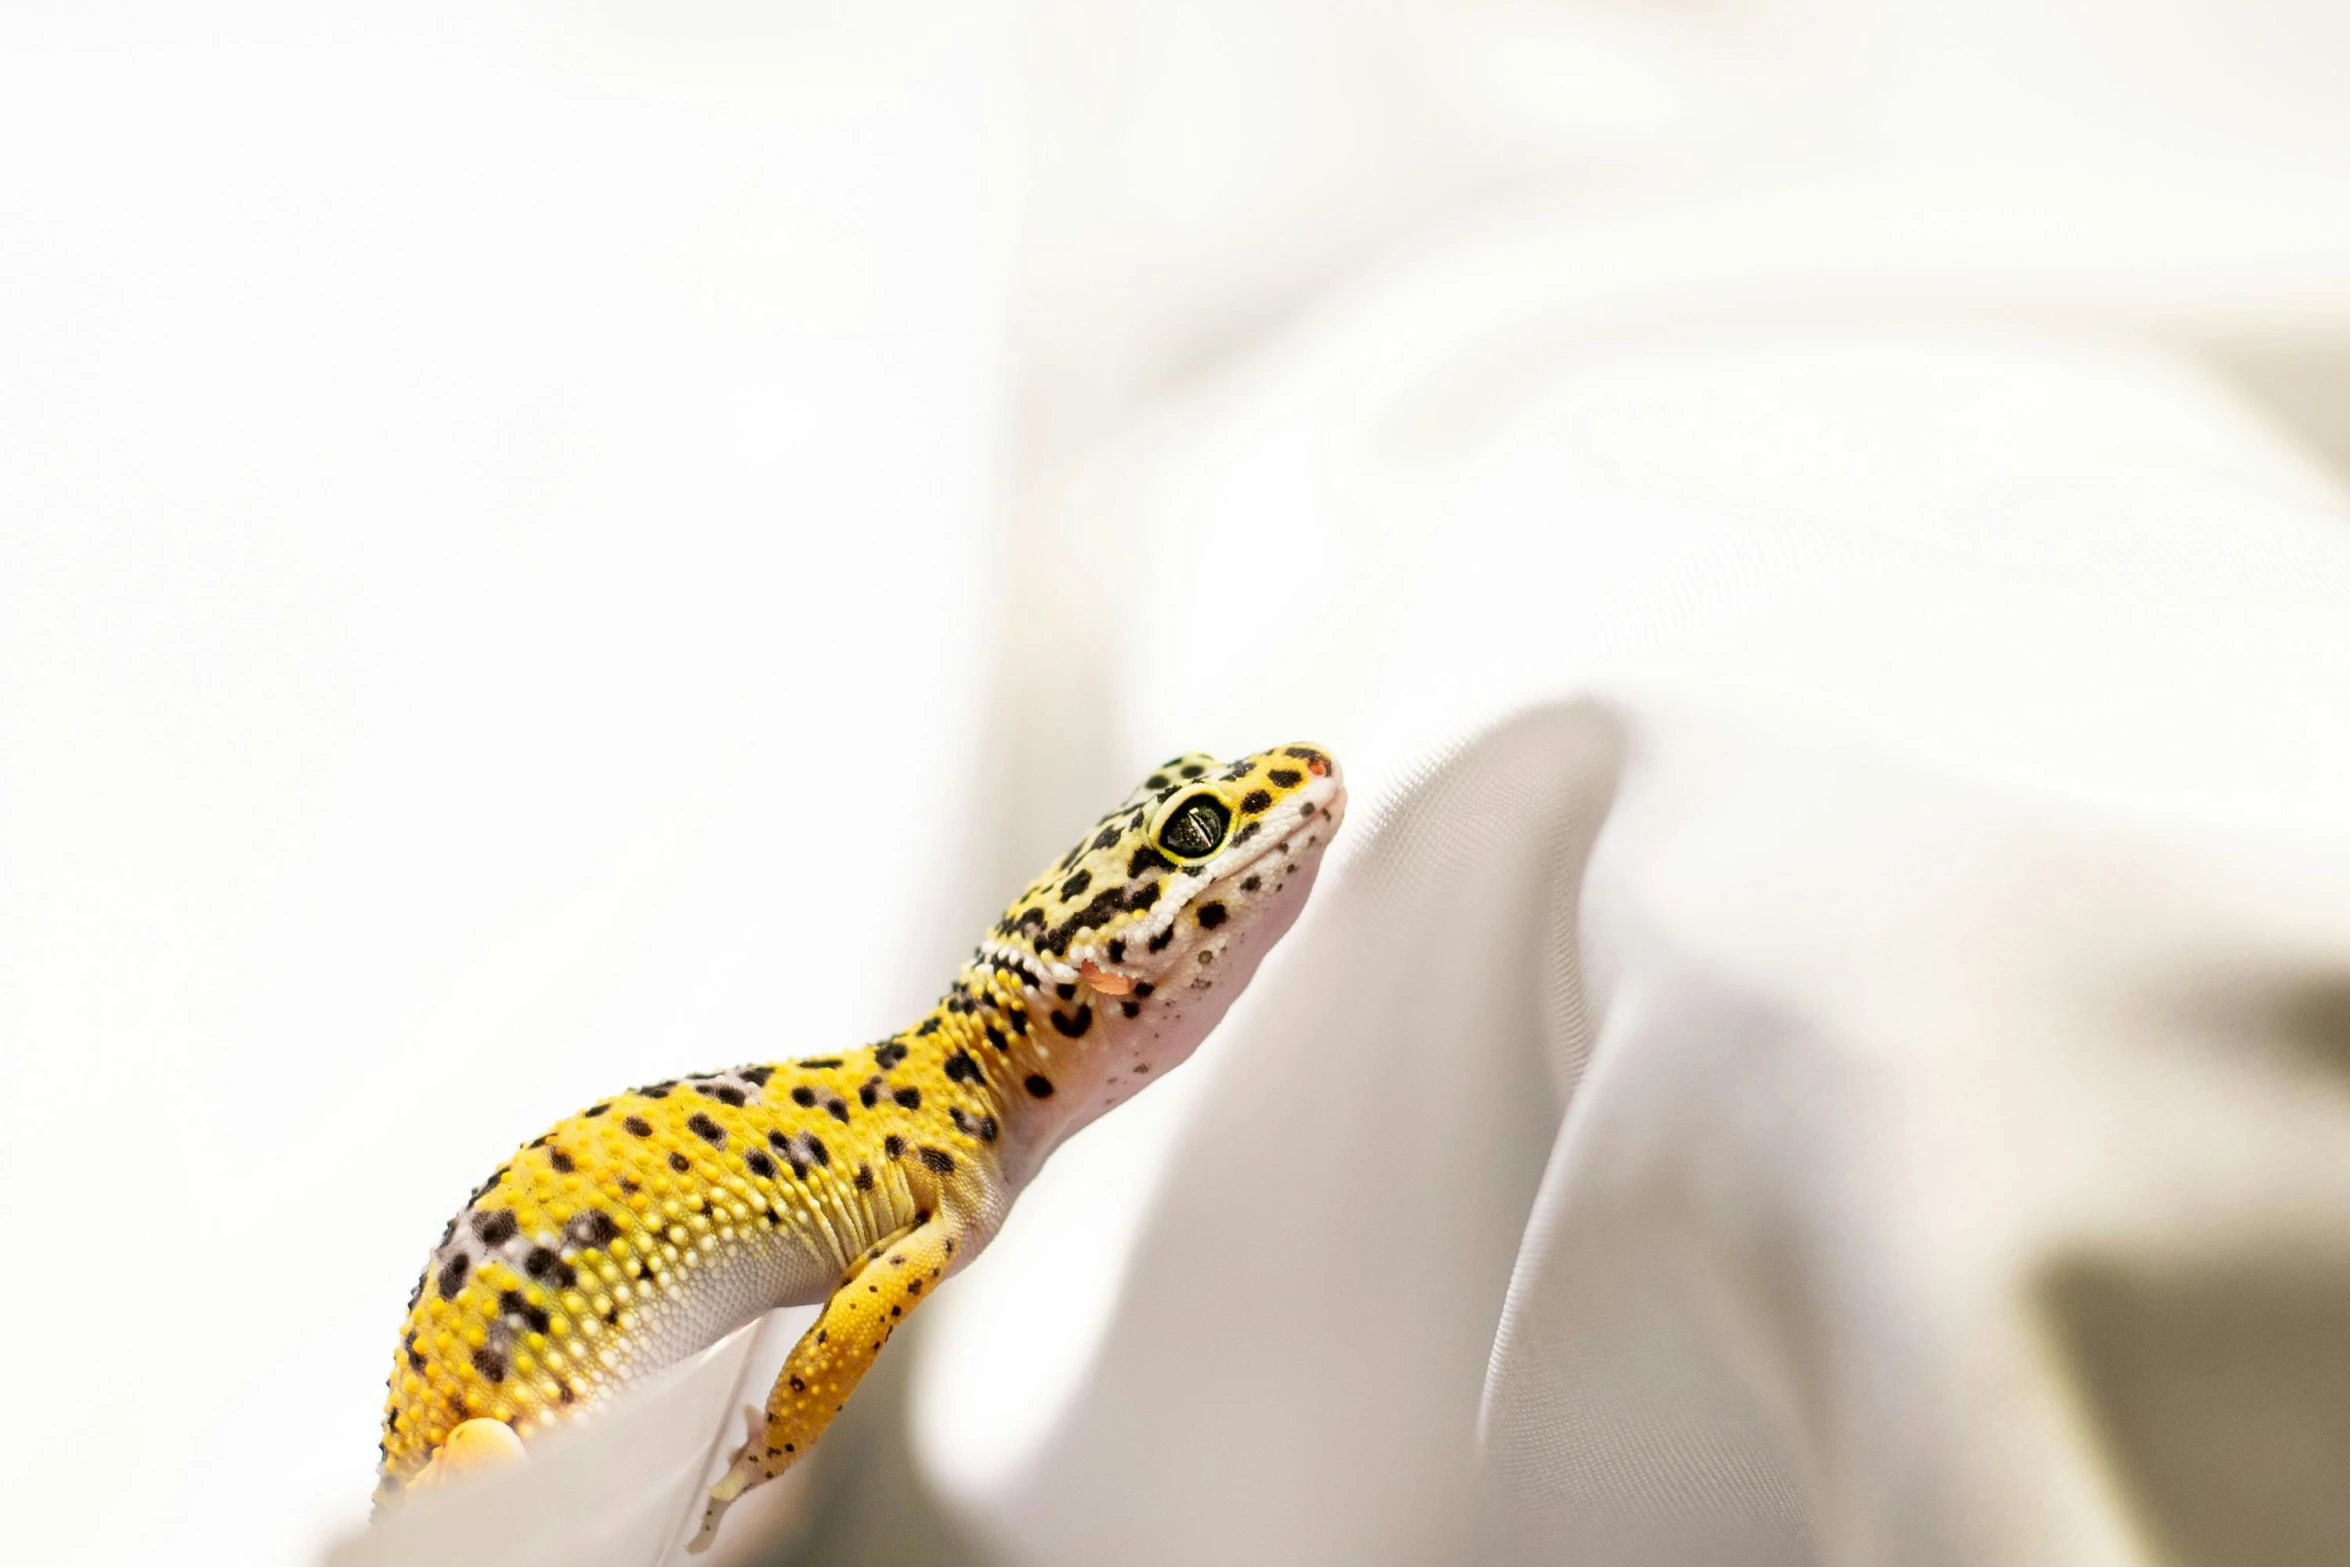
1152, 791, 1232, 861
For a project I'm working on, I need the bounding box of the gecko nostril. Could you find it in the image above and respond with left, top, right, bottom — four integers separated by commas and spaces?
1306, 756, 1328, 777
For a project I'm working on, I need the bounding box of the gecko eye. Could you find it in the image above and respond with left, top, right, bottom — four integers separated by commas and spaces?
1156, 793, 1231, 861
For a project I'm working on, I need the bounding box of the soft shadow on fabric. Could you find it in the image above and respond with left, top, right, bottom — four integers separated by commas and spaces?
2039, 1252, 2350, 1567
2261, 977, 2350, 1089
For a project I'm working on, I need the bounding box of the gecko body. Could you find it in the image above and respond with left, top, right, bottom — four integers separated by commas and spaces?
375, 744, 1345, 1549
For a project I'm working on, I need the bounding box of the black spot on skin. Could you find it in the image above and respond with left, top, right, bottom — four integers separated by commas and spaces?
1240, 789, 1273, 814
1134, 1061, 1150, 1073
1268, 768, 1302, 788
472, 1209, 519, 1247
1242, 874, 1262, 893
1039, 886, 1134, 957
799, 1058, 843, 1070
1025, 1074, 1056, 1099
860, 1080, 880, 1108
1060, 870, 1092, 900
636, 1081, 675, 1099
894, 1086, 922, 1109
804, 1135, 831, 1167
1091, 826, 1121, 852
1146, 773, 1169, 789
1051, 1005, 1093, 1038
1232, 821, 1261, 848
408, 1347, 427, 1371
984, 1024, 1008, 1052
669, 1151, 692, 1172
472, 1347, 508, 1383
874, 1042, 908, 1069
827, 1099, 851, 1123
1121, 1000, 1141, 1018
1105, 937, 1126, 964
584, 1103, 609, 1117
553, 1259, 578, 1288
525, 1247, 557, 1278
697, 1083, 747, 1107
1148, 926, 1175, 953
918, 1147, 956, 1174
559, 1384, 575, 1405
623, 1115, 653, 1137
1129, 845, 1175, 879
686, 1112, 726, 1146
548, 1148, 575, 1174
739, 1065, 775, 1086
437, 1255, 469, 1300
1055, 981, 1077, 1000
569, 1210, 621, 1248
791, 1085, 817, 1107
1199, 949, 1216, 965
745, 1149, 776, 1179
1196, 901, 1227, 929
1282, 746, 1327, 764
1134, 981, 1155, 997
944, 1051, 980, 1084
499, 1290, 552, 1335
916, 1017, 941, 1036
884, 1135, 905, 1159
1127, 883, 1162, 912
855, 1164, 875, 1191
1179, 763, 1205, 778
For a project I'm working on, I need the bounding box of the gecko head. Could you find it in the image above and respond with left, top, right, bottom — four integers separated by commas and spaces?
983, 744, 1345, 1146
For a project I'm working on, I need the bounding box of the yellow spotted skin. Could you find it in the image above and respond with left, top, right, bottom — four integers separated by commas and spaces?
376, 743, 1348, 1551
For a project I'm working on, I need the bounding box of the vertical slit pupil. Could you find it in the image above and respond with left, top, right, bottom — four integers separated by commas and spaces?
1159, 796, 1230, 858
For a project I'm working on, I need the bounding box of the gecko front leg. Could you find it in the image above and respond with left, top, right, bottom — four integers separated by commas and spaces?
685, 1213, 962, 1554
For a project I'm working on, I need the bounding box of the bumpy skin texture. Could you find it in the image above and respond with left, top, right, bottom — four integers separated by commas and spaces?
376, 744, 1346, 1551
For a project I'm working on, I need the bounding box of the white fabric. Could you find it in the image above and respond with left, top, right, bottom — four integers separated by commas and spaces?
913, 317, 2350, 1567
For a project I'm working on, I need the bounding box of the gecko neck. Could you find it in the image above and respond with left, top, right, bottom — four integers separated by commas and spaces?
894, 958, 1166, 1191
923, 849, 1329, 1189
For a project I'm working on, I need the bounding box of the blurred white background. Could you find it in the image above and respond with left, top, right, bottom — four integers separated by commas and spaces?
0, 6, 1017, 1563
8, 3, 2350, 1565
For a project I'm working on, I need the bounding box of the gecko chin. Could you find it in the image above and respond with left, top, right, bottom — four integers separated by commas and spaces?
1005, 744, 1347, 1164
